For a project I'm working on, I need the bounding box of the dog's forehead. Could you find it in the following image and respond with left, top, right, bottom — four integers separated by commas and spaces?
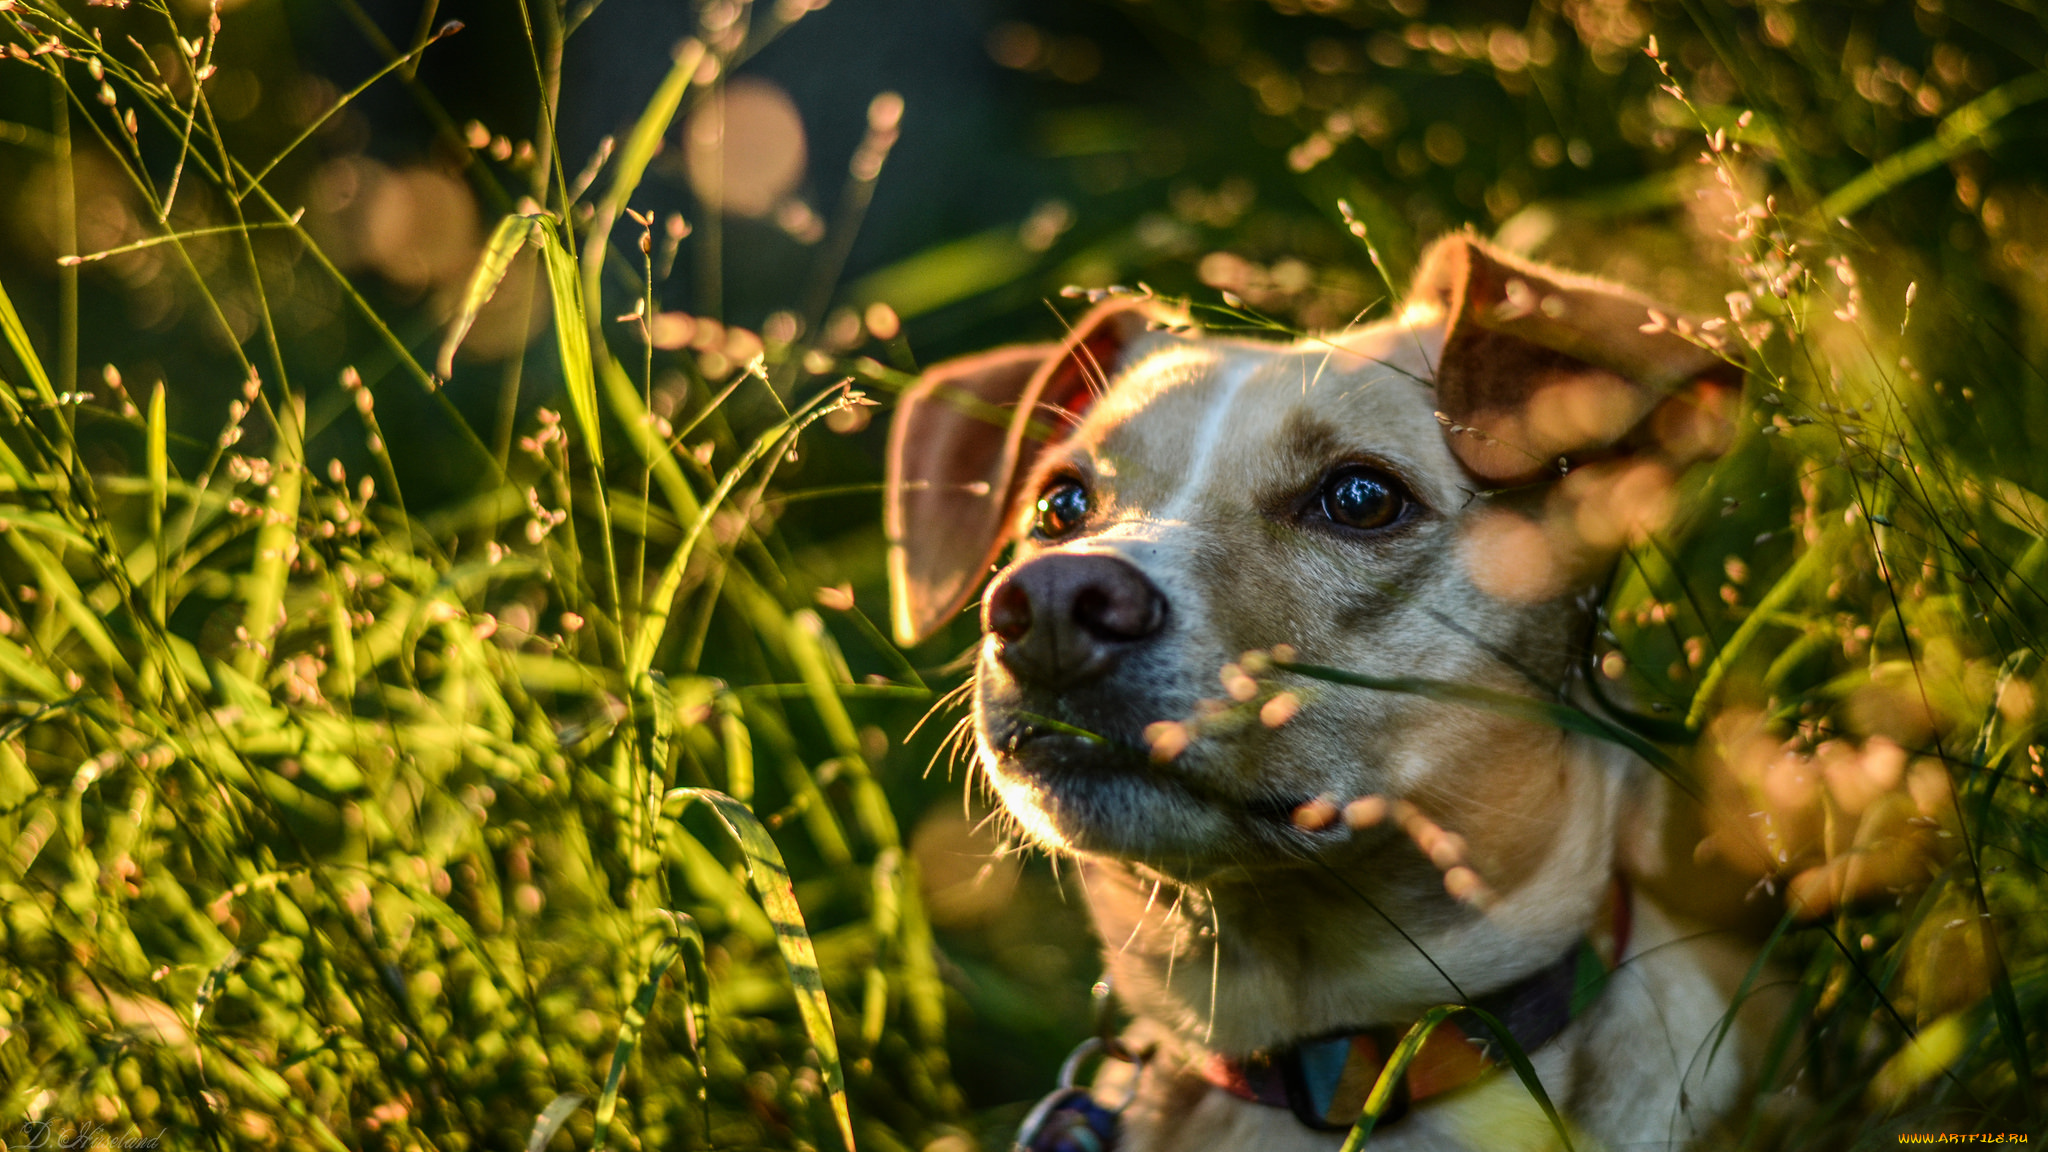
1070, 324, 1460, 505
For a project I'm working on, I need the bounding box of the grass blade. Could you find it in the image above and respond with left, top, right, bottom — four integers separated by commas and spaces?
663, 787, 856, 1152
1706, 907, 1798, 1074
0, 272, 57, 410
1456, 1005, 1576, 1152
1337, 1005, 1575, 1152
535, 218, 602, 469
147, 381, 166, 627
236, 22, 463, 200
786, 608, 898, 850
1275, 659, 1696, 798
58, 218, 306, 265
667, 912, 712, 1089
234, 394, 304, 679
438, 213, 539, 379
590, 920, 690, 1152
863, 850, 900, 1049
6, 529, 129, 676
1821, 71, 2048, 219
626, 386, 850, 678
1685, 530, 1836, 731
597, 38, 705, 228
718, 694, 754, 802
526, 1093, 586, 1152
599, 350, 701, 528
578, 37, 708, 327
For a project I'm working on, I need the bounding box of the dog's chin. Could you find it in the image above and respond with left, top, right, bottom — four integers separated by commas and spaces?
976, 724, 1311, 869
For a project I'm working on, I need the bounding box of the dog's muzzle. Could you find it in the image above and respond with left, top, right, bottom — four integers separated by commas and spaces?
985, 553, 1167, 688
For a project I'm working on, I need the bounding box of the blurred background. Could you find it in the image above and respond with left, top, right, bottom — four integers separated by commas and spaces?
5, 0, 2048, 1144
19, 0, 2041, 496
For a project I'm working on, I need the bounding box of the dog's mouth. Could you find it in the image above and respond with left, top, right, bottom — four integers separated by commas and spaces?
978, 705, 1318, 859
991, 711, 1123, 755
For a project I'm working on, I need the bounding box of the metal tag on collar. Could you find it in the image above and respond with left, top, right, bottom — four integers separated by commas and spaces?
1012, 1036, 1145, 1152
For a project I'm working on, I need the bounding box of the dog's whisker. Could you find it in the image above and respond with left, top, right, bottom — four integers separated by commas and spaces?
928, 722, 965, 783
967, 807, 1007, 839
1205, 893, 1222, 1046
1116, 875, 1168, 956
1164, 911, 1184, 1000
1155, 879, 1191, 1000
916, 685, 980, 784
942, 715, 975, 770
992, 813, 1026, 856
905, 678, 974, 748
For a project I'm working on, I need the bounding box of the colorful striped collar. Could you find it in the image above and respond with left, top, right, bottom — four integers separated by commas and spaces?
1197, 876, 1632, 1131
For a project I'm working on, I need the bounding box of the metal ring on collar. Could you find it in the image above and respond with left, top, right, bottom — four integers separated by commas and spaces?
1059, 1035, 1145, 1110
1011, 1035, 1149, 1151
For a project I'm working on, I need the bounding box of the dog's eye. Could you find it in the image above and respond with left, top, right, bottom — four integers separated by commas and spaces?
1316, 466, 1407, 531
1032, 479, 1090, 539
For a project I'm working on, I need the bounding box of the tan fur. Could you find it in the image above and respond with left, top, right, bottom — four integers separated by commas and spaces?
893, 239, 1768, 1149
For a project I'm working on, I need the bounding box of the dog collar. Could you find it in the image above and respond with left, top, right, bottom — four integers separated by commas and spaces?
1198, 876, 1632, 1131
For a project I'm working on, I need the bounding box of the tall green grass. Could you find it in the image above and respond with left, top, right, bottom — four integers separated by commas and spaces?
0, 3, 961, 1150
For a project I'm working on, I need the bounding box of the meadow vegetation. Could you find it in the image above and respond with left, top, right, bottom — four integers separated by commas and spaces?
0, 0, 2045, 1147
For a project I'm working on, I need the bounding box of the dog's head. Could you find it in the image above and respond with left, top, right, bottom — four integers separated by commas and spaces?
886, 235, 1739, 879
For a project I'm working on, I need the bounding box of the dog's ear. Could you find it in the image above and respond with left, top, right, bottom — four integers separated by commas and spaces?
1409, 234, 1743, 487
885, 296, 1186, 646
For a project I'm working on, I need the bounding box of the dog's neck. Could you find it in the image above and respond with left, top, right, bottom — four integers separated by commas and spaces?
1081, 736, 1632, 1057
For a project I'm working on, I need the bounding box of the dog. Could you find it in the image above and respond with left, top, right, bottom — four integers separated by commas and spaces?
884, 234, 1774, 1150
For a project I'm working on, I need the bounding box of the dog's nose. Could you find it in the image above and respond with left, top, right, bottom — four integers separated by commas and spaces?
984, 553, 1167, 686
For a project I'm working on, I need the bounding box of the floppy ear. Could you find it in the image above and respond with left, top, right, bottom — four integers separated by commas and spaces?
1409, 234, 1743, 487
885, 296, 1186, 647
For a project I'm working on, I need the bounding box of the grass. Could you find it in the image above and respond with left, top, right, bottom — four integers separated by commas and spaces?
0, 4, 961, 1150
0, 0, 2045, 1148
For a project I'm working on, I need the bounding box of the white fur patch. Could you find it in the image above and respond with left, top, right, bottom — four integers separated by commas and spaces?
1157, 357, 1261, 523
